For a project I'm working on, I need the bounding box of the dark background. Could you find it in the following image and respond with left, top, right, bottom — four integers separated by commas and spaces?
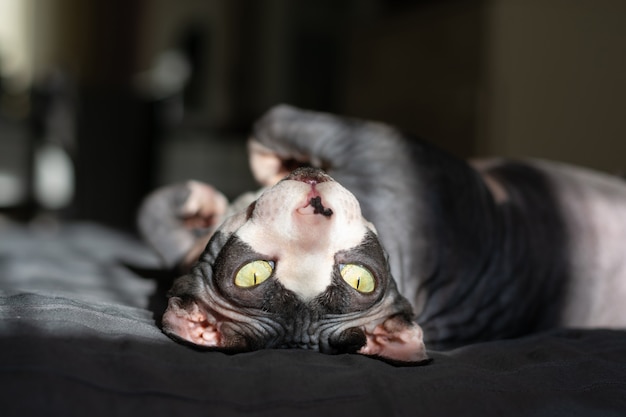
0, 0, 625, 232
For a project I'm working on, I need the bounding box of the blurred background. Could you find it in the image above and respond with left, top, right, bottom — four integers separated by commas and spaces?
0, 0, 624, 233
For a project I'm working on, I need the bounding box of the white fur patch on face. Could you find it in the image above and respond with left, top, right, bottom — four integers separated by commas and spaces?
236, 179, 372, 300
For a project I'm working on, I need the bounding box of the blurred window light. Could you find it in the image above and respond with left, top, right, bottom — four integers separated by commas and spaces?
33, 143, 74, 210
0, 0, 33, 90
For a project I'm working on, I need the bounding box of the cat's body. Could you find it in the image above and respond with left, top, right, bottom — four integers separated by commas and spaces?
139, 105, 626, 362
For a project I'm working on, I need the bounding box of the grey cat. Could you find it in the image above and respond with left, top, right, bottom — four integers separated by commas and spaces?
139, 105, 626, 363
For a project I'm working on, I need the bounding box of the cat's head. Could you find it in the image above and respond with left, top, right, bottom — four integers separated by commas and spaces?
162, 168, 427, 363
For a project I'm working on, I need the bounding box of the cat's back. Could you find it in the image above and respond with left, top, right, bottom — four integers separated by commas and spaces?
529, 160, 626, 327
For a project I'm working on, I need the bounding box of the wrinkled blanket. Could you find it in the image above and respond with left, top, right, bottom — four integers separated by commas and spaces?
1, 223, 625, 416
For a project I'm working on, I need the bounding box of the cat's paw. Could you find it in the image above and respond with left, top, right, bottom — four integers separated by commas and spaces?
138, 181, 229, 270
247, 139, 293, 187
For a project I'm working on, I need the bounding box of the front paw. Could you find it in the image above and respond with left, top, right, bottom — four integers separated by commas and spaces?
249, 104, 360, 184
138, 181, 228, 270
247, 139, 301, 187
175, 181, 229, 269
177, 181, 228, 231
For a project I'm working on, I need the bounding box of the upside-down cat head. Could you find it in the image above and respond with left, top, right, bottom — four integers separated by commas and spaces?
162, 168, 428, 363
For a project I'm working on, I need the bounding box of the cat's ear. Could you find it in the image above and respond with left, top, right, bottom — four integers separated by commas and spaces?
358, 316, 428, 363
162, 296, 224, 347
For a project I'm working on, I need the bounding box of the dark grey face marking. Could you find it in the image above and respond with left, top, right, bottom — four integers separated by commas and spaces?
319, 232, 391, 313
213, 232, 388, 316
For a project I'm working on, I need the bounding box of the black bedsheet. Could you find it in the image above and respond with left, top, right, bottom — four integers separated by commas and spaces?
1, 223, 625, 416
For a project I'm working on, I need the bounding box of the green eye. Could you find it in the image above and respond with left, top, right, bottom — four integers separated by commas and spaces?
339, 264, 375, 293
234, 260, 274, 288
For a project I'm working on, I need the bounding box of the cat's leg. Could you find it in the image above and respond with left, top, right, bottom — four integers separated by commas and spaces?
248, 104, 407, 186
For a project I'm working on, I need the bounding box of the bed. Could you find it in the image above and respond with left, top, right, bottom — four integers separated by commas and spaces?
1, 221, 625, 416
